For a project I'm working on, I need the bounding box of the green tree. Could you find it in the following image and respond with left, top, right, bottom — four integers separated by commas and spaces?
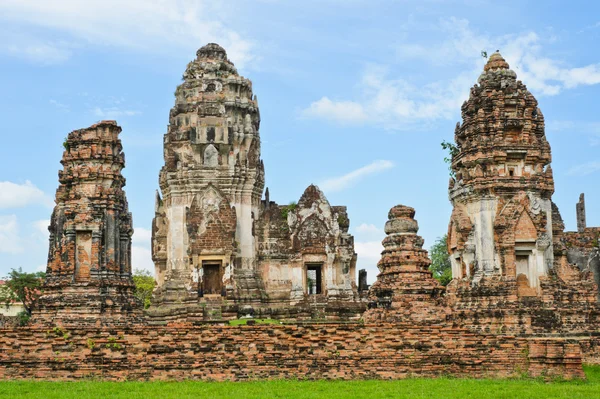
0, 268, 45, 315
429, 235, 452, 286
133, 269, 155, 309
441, 140, 459, 178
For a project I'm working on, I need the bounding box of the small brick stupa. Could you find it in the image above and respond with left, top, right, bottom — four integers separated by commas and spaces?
364, 205, 447, 324
34, 121, 141, 326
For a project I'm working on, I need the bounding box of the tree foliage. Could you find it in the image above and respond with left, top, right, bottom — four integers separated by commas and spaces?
133, 269, 155, 309
0, 268, 45, 315
441, 140, 459, 178
429, 235, 452, 286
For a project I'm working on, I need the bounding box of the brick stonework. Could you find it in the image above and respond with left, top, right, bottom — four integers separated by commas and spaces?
33, 121, 142, 326
0, 324, 586, 381
364, 206, 447, 324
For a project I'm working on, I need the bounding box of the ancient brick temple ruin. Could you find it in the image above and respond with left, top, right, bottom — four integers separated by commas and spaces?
445, 52, 600, 334
34, 121, 141, 325
563, 194, 600, 297
148, 44, 364, 322
4, 46, 600, 381
364, 205, 447, 324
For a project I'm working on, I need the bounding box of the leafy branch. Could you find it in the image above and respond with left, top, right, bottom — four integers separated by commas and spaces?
441, 140, 459, 178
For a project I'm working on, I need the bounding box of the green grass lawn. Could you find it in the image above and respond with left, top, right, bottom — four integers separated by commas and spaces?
228, 318, 281, 326
2, 365, 600, 399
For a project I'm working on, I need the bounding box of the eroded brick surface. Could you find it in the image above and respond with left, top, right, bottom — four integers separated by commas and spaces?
443, 52, 600, 337
10, 45, 599, 381
33, 121, 141, 326
0, 325, 585, 381
148, 44, 364, 322
364, 206, 447, 324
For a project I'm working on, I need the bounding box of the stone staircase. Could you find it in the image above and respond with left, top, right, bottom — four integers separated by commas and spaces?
234, 269, 266, 303
307, 294, 328, 320
201, 296, 224, 321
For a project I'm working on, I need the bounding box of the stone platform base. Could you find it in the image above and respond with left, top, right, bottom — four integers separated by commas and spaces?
0, 323, 586, 381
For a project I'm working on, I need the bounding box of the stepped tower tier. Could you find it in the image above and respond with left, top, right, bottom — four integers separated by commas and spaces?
364, 205, 446, 324
447, 52, 556, 289
151, 43, 265, 311
34, 121, 141, 325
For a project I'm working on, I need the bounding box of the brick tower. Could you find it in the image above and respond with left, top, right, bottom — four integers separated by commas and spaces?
149, 43, 265, 317
447, 52, 555, 291
35, 121, 140, 325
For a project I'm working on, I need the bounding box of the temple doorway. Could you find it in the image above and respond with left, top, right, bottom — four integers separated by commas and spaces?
306, 264, 323, 295
202, 261, 222, 295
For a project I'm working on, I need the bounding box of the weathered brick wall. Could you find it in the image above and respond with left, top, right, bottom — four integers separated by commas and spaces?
0, 324, 585, 381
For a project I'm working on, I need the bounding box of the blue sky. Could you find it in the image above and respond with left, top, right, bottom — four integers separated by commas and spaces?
0, 0, 599, 283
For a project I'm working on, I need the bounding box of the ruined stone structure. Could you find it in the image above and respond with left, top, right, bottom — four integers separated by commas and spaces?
364, 206, 446, 324
35, 121, 141, 325
10, 45, 599, 381
563, 193, 600, 298
149, 44, 363, 322
445, 52, 600, 334
447, 52, 555, 288
0, 324, 586, 381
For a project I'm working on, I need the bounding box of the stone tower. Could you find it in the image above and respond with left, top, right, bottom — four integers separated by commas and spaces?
447, 52, 555, 291
35, 121, 140, 325
151, 44, 265, 309
364, 205, 446, 324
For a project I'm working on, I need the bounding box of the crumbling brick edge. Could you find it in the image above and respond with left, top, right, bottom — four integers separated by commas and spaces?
0, 324, 594, 381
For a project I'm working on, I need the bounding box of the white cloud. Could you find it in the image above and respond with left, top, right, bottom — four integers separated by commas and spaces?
92, 107, 141, 118
355, 223, 381, 234
0, 181, 53, 209
32, 219, 50, 237
355, 240, 383, 284
5, 40, 73, 65
132, 227, 152, 244
319, 160, 394, 193
303, 63, 476, 129
49, 99, 70, 112
303, 17, 600, 129
0, 0, 256, 67
300, 97, 367, 124
132, 245, 154, 274
0, 215, 23, 254
546, 120, 600, 146
567, 161, 600, 176
401, 18, 600, 96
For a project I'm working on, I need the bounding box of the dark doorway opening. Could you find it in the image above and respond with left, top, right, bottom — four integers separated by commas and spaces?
203, 261, 222, 295
306, 264, 322, 295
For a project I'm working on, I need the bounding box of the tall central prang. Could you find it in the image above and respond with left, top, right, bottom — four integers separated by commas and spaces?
152, 44, 264, 308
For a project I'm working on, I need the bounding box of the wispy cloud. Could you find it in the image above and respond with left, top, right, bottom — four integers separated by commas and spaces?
302, 17, 600, 129
319, 160, 394, 193
302, 64, 474, 130
132, 245, 154, 274
0, 0, 256, 67
0, 215, 23, 254
49, 99, 70, 112
0, 181, 53, 209
567, 161, 600, 176
32, 219, 50, 237
301, 97, 368, 124
547, 120, 600, 146
395, 18, 600, 96
355, 240, 383, 283
355, 223, 382, 234
92, 107, 141, 118
132, 227, 152, 244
